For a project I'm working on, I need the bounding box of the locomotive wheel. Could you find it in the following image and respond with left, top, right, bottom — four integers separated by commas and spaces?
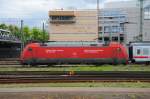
30, 63, 38, 67
113, 58, 118, 65
123, 63, 127, 65
48, 64, 55, 67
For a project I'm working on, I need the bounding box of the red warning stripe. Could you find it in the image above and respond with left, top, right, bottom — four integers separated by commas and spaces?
134, 56, 149, 58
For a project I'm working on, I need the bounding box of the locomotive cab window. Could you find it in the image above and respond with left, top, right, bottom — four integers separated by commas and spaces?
28, 48, 33, 51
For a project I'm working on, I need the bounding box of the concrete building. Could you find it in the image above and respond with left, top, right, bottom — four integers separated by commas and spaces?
48, 8, 140, 44
103, 0, 150, 43
98, 9, 127, 43
121, 7, 141, 44
143, 3, 150, 41
49, 10, 98, 41
48, 1, 150, 44
97, 7, 142, 44
104, 1, 139, 9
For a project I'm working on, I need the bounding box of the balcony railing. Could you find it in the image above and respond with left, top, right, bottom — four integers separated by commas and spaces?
0, 30, 20, 43
50, 19, 76, 23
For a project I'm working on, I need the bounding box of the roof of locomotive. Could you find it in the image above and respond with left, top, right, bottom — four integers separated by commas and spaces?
129, 41, 150, 46
38, 41, 112, 47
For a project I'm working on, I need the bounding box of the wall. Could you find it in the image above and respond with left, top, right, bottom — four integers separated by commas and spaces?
49, 10, 98, 41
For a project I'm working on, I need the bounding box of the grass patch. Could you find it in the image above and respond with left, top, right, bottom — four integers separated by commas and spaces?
0, 82, 150, 88
0, 65, 150, 71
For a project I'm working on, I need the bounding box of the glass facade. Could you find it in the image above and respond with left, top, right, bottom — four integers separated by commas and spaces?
99, 10, 127, 43
144, 5, 150, 19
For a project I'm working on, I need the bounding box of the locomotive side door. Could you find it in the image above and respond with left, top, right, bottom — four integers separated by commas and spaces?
133, 46, 141, 62
133, 46, 148, 62
25, 46, 37, 65
112, 46, 123, 64
112, 47, 119, 64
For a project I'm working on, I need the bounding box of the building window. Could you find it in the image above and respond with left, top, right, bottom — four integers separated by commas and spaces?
104, 26, 120, 33
112, 37, 118, 41
104, 37, 110, 42
51, 16, 74, 20
50, 16, 75, 23
112, 26, 119, 33
99, 32, 102, 34
98, 27, 102, 32
104, 26, 111, 33
98, 37, 102, 41
120, 37, 124, 43
144, 6, 150, 19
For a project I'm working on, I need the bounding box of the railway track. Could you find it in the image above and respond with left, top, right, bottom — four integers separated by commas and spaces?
0, 58, 149, 66
0, 58, 20, 65
0, 71, 149, 83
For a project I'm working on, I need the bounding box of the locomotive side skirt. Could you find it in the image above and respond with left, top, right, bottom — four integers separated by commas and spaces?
22, 58, 127, 65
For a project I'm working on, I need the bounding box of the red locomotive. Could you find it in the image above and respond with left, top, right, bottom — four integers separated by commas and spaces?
20, 42, 128, 66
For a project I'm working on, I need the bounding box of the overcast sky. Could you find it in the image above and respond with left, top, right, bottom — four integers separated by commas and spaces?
0, 0, 132, 18
0, 0, 131, 27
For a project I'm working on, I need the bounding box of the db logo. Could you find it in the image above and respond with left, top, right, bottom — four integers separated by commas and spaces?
72, 52, 77, 56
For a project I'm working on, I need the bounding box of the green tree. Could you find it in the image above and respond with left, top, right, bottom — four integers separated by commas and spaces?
13, 26, 20, 38
0, 23, 49, 42
8, 25, 20, 39
8, 25, 14, 34
30, 27, 49, 42
0, 24, 8, 29
31, 27, 41, 41
43, 31, 49, 41
23, 26, 31, 42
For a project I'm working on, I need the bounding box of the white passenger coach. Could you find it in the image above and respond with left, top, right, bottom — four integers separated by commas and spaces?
129, 42, 150, 64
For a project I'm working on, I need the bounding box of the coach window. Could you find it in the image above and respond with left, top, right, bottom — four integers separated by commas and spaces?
143, 48, 149, 56
137, 49, 141, 55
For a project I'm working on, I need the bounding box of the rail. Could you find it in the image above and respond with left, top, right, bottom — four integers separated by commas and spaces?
0, 71, 149, 83
0, 58, 20, 65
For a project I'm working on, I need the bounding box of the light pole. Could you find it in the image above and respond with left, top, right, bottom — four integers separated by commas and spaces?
139, 0, 144, 41
20, 20, 24, 52
42, 21, 45, 43
97, 0, 100, 41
